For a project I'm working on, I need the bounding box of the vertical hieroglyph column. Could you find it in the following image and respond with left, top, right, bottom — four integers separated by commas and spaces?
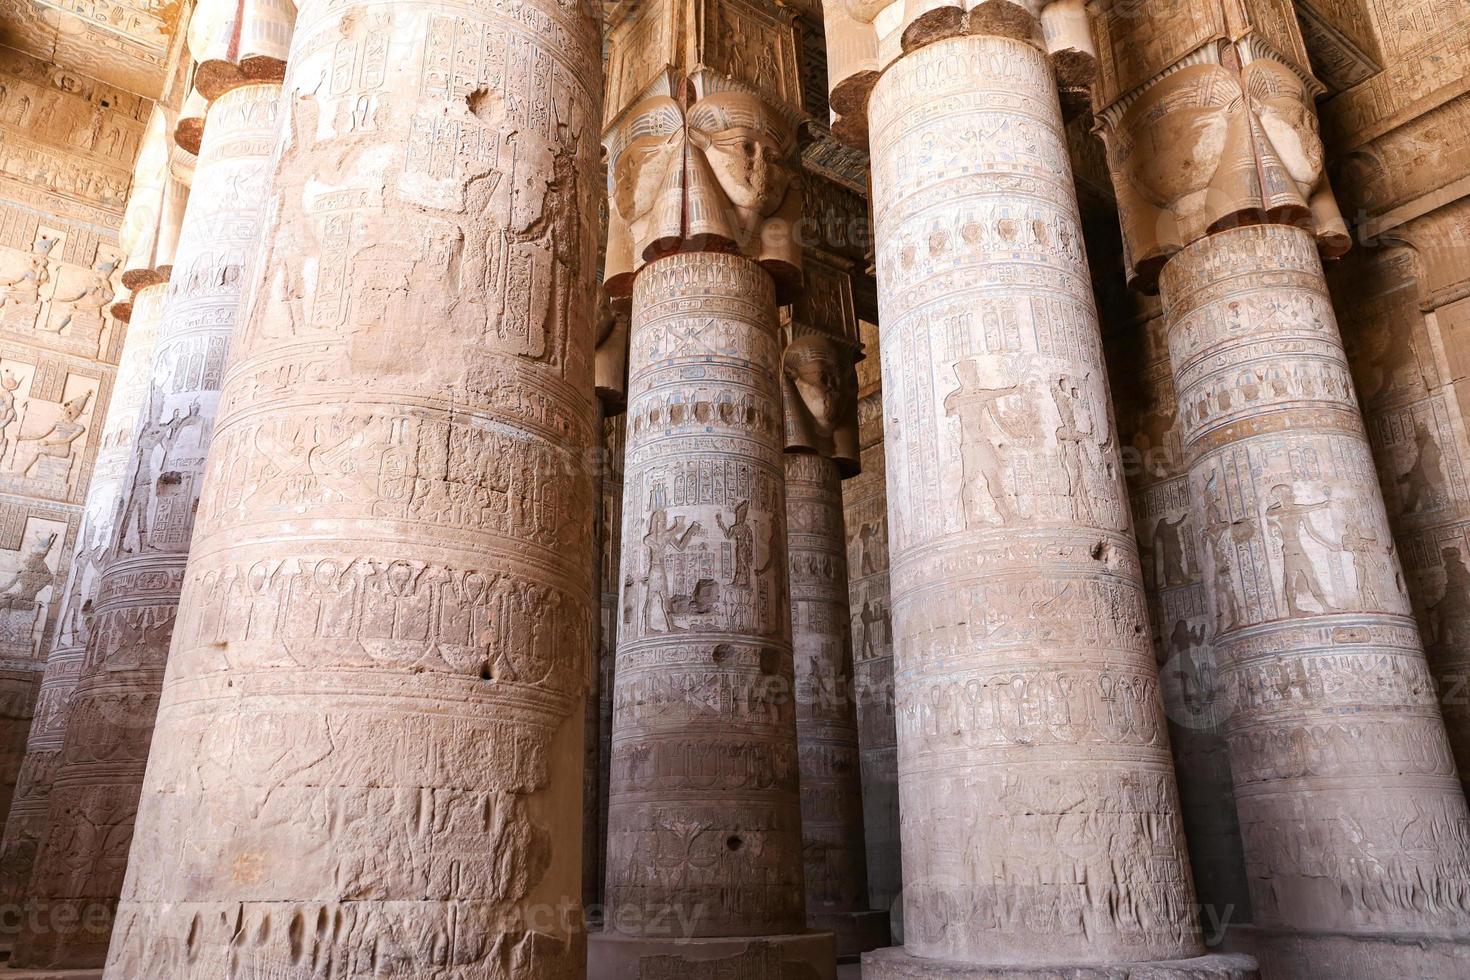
593, 2, 833, 977
781, 258, 888, 957
12, 75, 283, 969
106, 0, 604, 973
823, 4, 1254, 977
0, 112, 179, 916
1094, 3, 1470, 975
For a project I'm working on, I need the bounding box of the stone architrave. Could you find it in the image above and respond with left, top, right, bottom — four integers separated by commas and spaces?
103, 0, 604, 974
10, 75, 283, 970
1093, 2, 1470, 975
594, 2, 833, 977
820, 3, 1256, 977
781, 255, 888, 957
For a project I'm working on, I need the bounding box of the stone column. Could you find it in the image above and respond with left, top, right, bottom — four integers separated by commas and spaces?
1106, 300, 1253, 937
105, 0, 603, 972
0, 111, 180, 923
1093, 4, 1470, 975
1159, 225, 1470, 976
821, 4, 1253, 977
592, 4, 831, 976
781, 259, 889, 957
12, 5, 291, 965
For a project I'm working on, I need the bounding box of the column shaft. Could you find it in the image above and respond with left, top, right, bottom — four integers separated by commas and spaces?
1160, 224, 1470, 942
866, 32, 1205, 972
0, 278, 164, 911
607, 251, 803, 937
106, 0, 603, 972
787, 451, 886, 954
14, 81, 280, 970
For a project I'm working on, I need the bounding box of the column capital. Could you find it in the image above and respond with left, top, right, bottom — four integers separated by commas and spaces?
1091, 0, 1351, 291
603, 0, 806, 304
822, 0, 1097, 148
782, 251, 862, 474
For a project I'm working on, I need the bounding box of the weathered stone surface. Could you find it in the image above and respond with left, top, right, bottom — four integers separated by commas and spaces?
604, 251, 803, 941
0, 272, 163, 913
866, 30, 1205, 968
1157, 225, 1470, 960
13, 80, 281, 971
1106, 305, 1253, 933
102, 0, 604, 973
863, 947, 1259, 979
786, 452, 885, 957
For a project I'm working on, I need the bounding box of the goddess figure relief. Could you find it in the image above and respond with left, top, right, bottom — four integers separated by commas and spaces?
1101, 50, 1349, 290
604, 85, 801, 303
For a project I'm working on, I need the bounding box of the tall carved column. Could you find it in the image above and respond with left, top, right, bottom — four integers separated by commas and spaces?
593, 2, 832, 977
822, 4, 1254, 977
782, 257, 888, 957
106, 0, 603, 973
12, 3, 292, 968
0, 110, 179, 922
1106, 299, 1253, 936
1095, 2, 1470, 975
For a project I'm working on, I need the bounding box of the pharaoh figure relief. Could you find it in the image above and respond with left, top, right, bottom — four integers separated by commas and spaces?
0, 521, 65, 655
0, 361, 99, 497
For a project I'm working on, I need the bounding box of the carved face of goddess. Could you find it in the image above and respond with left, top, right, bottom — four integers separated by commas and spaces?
786, 339, 845, 433
1246, 60, 1325, 195
1121, 64, 1240, 215
698, 125, 792, 217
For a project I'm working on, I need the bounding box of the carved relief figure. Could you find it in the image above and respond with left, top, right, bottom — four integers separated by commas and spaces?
1398, 421, 1446, 515
944, 359, 1019, 525
48, 257, 119, 338
1430, 547, 1470, 649
1153, 513, 1189, 586
1265, 484, 1339, 616
115, 392, 200, 554
643, 509, 703, 634
0, 236, 59, 314
12, 391, 92, 482
717, 499, 756, 588
0, 371, 19, 460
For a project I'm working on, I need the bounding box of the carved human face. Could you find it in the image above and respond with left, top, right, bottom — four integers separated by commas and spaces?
786, 339, 845, 433
1121, 64, 1239, 215
1246, 60, 1326, 195
700, 125, 792, 217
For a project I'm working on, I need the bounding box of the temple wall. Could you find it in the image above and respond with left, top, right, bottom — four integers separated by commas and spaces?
0, 43, 149, 818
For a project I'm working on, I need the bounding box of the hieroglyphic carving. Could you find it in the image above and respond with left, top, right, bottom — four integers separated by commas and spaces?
0, 275, 165, 913
820, 0, 1097, 146
842, 326, 901, 922
1106, 303, 1254, 930
13, 80, 282, 971
866, 32, 1204, 969
607, 251, 805, 943
106, 0, 602, 974
1159, 224, 1470, 945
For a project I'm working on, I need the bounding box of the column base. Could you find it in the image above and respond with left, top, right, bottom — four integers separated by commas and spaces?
1224, 924, 1470, 980
810, 909, 889, 960
861, 947, 1257, 979
589, 930, 837, 980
